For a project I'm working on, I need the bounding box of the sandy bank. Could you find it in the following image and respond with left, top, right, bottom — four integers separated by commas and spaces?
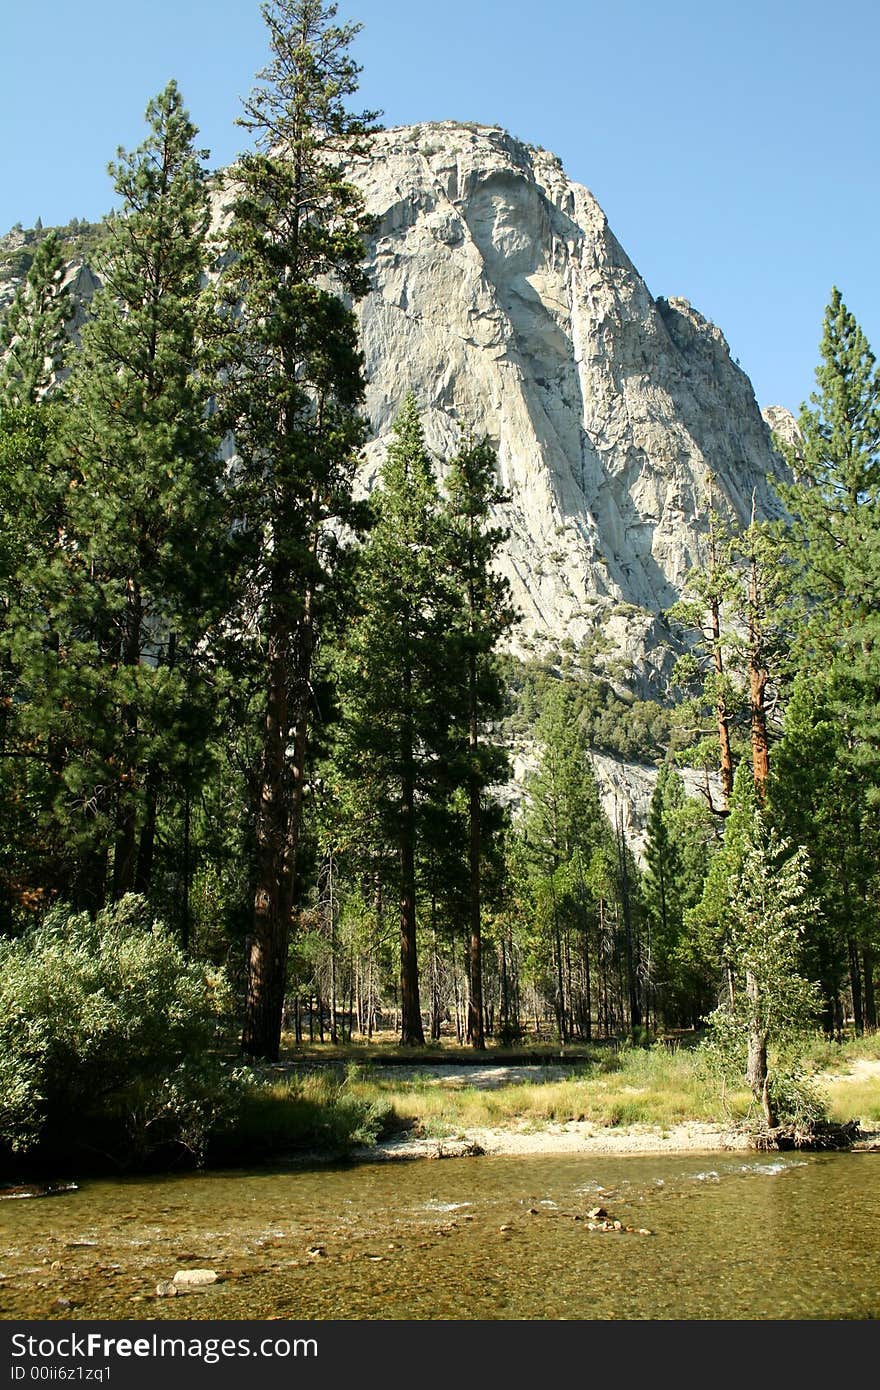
354, 1057, 880, 1162
359, 1119, 754, 1162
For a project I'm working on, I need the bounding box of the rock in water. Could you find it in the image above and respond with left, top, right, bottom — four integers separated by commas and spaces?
172, 1269, 218, 1288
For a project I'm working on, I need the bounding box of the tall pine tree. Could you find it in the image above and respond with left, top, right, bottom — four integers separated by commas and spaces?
0, 233, 73, 926
333, 398, 451, 1046
10, 81, 226, 911
774, 288, 880, 1031
441, 437, 515, 1048
217, 0, 377, 1060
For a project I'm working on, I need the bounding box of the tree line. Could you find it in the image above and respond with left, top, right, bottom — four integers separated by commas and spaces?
1, 1, 877, 1104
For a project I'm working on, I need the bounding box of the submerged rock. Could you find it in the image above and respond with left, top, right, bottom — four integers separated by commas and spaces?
172, 1269, 219, 1288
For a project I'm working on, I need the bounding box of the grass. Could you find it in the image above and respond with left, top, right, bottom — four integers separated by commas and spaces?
203, 1030, 880, 1161
278, 1030, 613, 1066
825, 1079, 880, 1126
340, 1045, 753, 1138
207, 1070, 394, 1163
801, 1030, 880, 1072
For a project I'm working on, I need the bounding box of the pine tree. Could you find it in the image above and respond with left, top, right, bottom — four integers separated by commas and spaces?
667, 482, 743, 811
217, 0, 377, 1060
333, 398, 449, 1046
774, 289, 880, 1031
779, 288, 880, 631
0, 232, 71, 407
520, 681, 614, 1040
0, 224, 74, 925
9, 82, 226, 912
770, 676, 877, 1034
685, 759, 757, 1010
441, 436, 515, 1048
642, 763, 713, 1027
704, 818, 821, 1127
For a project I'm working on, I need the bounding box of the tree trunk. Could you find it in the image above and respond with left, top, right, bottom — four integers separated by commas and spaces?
705, 501, 734, 806
244, 589, 294, 1061
112, 581, 143, 900
399, 689, 424, 1045
466, 760, 485, 1049
747, 534, 771, 801
746, 968, 776, 1126
848, 937, 864, 1035
710, 592, 735, 806
549, 868, 567, 1044
617, 807, 641, 1030
862, 946, 877, 1032
134, 769, 159, 899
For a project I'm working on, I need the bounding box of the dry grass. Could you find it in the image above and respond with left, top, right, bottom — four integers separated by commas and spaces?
260, 1030, 880, 1147
823, 1076, 880, 1127
343, 1046, 752, 1137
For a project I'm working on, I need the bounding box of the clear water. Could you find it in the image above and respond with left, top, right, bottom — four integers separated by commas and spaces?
1, 1151, 878, 1320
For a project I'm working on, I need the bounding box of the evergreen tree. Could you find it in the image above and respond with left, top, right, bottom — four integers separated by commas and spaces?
777, 288, 880, 759
643, 764, 684, 1024
642, 764, 713, 1027
217, 0, 377, 1060
774, 288, 880, 1031
704, 819, 821, 1127
771, 676, 877, 1034
441, 436, 515, 1047
9, 81, 226, 912
0, 224, 74, 926
520, 681, 615, 1040
667, 483, 743, 811
779, 288, 880, 636
0, 232, 71, 407
685, 759, 757, 1011
725, 510, 792, 802
333, 398, 449, 1045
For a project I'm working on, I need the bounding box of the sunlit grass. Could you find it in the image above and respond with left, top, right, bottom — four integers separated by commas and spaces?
801, 1031, 880, 1073
824, 1078, 880, 1127
239, 1030, 879, 1150
342, 1046, 753, 1137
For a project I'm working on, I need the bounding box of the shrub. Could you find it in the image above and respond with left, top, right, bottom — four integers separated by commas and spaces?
0, 894, 238, 1164
209, 1070, 394, 1162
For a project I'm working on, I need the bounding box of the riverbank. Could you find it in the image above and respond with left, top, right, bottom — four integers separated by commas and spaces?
4, 1041, 878, 1183
341, 1050, 880, 1163
357, 1118, 753, 1161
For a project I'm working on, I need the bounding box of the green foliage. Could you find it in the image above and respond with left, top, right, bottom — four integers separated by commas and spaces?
5, 81, 228, 908
215, 0, 378, 1059
702, 814, 823, 1123
503, 657, 673, 763
210, 1069, 393, 1162
777, 288, 880, 765
643, 763, 714, 1026
0, 230, 72, 406
770, 289, 880, 1032
0, 895, 236, 1161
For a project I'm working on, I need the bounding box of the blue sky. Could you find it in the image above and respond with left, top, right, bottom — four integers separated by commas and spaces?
2, 0, 877, 413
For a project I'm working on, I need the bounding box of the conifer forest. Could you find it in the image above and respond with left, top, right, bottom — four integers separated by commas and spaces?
1, 0, 878, 1170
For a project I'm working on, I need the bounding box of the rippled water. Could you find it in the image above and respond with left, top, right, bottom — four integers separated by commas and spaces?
1, 1151, 878, 1320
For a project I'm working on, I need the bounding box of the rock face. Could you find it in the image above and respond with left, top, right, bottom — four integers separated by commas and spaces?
342, 122, 789, 692
3, 122, 789, 696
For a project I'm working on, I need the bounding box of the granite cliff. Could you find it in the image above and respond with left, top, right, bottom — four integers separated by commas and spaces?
339, 122, 789, 692
2, 121, 794, 837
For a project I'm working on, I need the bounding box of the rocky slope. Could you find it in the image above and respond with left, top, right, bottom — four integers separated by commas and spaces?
340, 122, 789, 692
3, 124, 790, 837
3, 122, 789, 695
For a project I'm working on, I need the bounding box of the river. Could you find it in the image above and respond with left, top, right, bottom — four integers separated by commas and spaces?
1, 1150, 878, 1320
